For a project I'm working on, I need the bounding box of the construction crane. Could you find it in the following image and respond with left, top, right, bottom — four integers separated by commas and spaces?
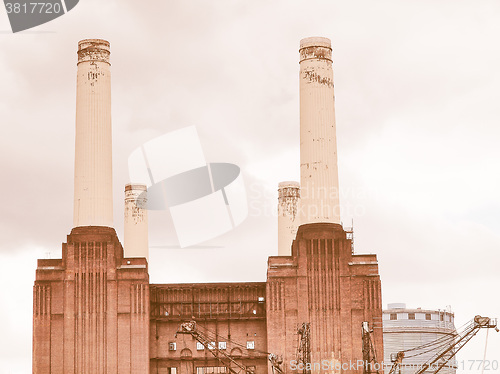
362, 322, 380, 374
296, 323, 311, 374
176, 321, 283, 374
388, 315, 498, 374
268, 353, 284, 374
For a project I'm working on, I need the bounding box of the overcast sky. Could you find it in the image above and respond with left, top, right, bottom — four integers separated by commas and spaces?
0, 1, 499, 373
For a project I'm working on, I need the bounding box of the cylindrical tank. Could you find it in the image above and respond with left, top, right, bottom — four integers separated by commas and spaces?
278, 181, 300, 256
73, 39, 113, 227
124, 184, 149, 262
383, 303, 457, 374
299, 37, 340, 224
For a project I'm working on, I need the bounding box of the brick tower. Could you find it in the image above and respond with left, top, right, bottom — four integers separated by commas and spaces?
267, 224, 383, 373
266, 38, 383, 374
33, 39, 150, 374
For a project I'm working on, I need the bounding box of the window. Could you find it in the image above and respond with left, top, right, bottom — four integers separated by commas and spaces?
408, 313, 415, 320
208, 342, 216, 350
390, 313, 397, 320
246, 366, 256, 374
169, 342, 177, 351
218, 342, 227, 350
425, 314, 431, 320
246, 341, 255, 350
196, 342, 204, 351
196, 367, 227, 374
258, 297, 265, 302
440, 314, 444, 321
167, 368, 177, 374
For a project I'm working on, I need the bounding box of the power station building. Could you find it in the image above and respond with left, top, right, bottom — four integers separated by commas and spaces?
382, 304, 457, 374
33, 37, 384, 374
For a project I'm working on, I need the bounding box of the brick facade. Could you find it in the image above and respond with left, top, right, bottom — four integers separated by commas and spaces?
33, 224, 382, 374
149, 283, 267, 374
33, 227, 149, 374
267, 223, 383, 374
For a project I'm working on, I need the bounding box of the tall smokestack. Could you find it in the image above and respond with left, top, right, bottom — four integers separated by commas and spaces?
278, 181, 300, 256
299, 37, 340, 224
124, 184, 149, 262
73, 39, 113, 227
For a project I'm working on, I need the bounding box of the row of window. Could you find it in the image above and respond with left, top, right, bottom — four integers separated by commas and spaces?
196, 367, 227, 374
166, 365, 255, 374
169, 341, 255, 351
153, 302, 265, 318
195, 366, 254, 374
389, 313, 451, 321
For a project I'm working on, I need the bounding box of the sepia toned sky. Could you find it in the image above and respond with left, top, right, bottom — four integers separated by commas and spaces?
0, 1, 499, 372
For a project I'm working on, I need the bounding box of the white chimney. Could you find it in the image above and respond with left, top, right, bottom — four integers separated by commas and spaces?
124, 184, 149, 262
278, 181, 300, 256
73, 39, 113, 227
299, 37, 341, 224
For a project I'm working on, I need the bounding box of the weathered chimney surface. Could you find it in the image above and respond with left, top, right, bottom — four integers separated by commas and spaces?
299, 37, 340, 224
278, 181, 300, 256
73, 39, 113, 227
124, 183, 149, 262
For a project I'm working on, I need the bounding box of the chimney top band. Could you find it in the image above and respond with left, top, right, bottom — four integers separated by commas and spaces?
300, 37, 331, 49
278, 181, 300, 189
125, 183, 147, 192
77, 39, 110, 65
299, 37, 332, 63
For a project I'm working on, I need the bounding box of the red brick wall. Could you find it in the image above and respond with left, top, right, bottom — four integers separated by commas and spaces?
149, 283, 268, 374
267, 223, 383, 374
33, 227, 150, 374
34, 224, 383, 374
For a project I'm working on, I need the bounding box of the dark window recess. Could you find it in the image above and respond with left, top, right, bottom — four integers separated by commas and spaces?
390, 313, 397, 320
426, 314, 431, 320
408, 313, 415, 320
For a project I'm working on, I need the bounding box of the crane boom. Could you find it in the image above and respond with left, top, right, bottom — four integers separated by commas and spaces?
269, 353, 284, 374
297, 323, 311, 374
362, 322, 380, 374
177, 321, 250, 374
177, 321, 283, 374
388, 315, 498, 374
